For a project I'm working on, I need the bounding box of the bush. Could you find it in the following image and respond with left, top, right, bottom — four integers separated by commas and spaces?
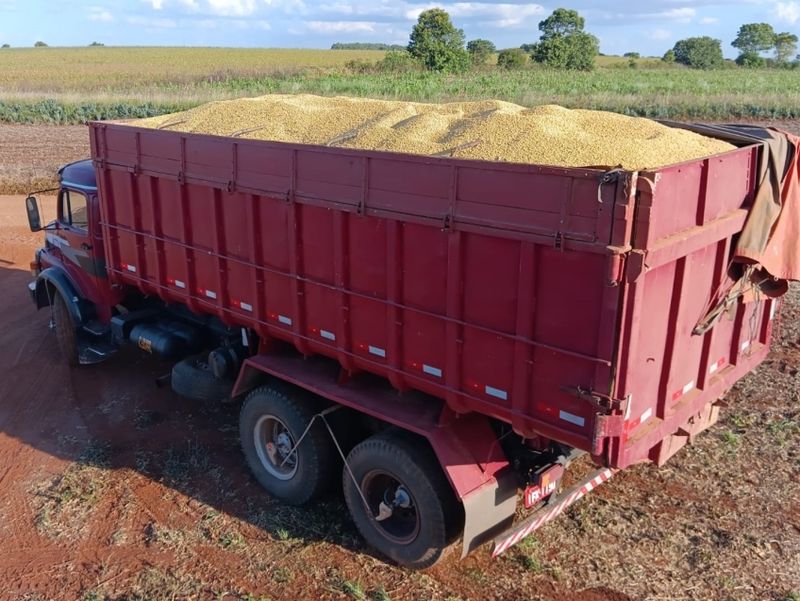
736, 51, 767, 68
662, 49, 676, 63
497, 48, 528, 69
467, 39, 496, 66
1, 44, 9, 49
672, 37, 724, 69
407, 8, 470, 73
344, 59, 375, 74
34, 41, 48, 47
377, 51, 421, 73
624, 52, 640, 58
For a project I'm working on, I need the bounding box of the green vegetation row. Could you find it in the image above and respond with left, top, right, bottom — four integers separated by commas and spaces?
4, 67, 800, 125
0, 99, 195, 124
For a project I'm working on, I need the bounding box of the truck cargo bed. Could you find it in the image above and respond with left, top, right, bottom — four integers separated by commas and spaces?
90, 122, 777, 469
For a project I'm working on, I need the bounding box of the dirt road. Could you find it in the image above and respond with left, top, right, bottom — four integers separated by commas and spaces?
0, 131, 799, 601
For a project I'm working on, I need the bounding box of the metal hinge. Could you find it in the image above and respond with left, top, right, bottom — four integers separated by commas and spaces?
562, 385, 627, 412
554, 231, 563, 250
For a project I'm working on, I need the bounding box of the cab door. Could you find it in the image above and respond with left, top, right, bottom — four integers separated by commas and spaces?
51, 187, 103, 304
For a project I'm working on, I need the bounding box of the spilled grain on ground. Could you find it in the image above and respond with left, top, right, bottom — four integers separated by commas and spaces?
135, 94, 735, 170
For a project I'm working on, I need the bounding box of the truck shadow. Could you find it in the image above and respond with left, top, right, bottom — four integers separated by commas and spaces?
0, 262, 367, 560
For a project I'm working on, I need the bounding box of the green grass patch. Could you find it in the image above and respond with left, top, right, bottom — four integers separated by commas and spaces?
3, 61, 800, 124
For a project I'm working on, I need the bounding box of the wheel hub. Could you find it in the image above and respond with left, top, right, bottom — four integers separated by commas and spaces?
254, 415, 298, 481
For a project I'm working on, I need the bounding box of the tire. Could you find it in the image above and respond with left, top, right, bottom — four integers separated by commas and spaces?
171, 355, 233, 402
53, 292, 78, 367
342, 431, 460, 569
239, 384, 335, 505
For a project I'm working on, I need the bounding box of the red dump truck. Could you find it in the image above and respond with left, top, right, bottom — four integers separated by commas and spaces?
23, 120, 792, 568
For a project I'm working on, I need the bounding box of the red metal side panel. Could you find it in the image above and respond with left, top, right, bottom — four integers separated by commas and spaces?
613, 147, 773, 468
91, 123, 767, 469
91, 123, 632, 456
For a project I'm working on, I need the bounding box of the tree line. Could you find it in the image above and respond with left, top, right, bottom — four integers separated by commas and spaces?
350, 6, 799, 73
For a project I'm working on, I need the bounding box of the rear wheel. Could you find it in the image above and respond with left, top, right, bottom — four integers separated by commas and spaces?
342, 431, 459, 569
239, 384, 335, 505
52, 292, 78, 367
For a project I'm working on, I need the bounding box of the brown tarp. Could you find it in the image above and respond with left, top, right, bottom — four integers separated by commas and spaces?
661, 122, 800, 287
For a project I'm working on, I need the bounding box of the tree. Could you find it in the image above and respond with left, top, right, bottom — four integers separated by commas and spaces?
623, 52, 640, 58
407, 8, 469, 73
466, 39, 496, 65
672, 37, 724, 69
538, 8, 584, 37
1, 44, 9, 48
528, 8, 599, 71
89, 41, 105, 47
34, 41, 47, 47
497, 48, 528, 69
775, 32, 799, 65
732, 23, 776, 55
662, 49, 676, 63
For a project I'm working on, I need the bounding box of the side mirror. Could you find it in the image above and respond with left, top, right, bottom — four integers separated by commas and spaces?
25, 196, 42, 232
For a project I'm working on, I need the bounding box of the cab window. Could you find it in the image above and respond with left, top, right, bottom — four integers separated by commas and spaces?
59, 189, 88, 230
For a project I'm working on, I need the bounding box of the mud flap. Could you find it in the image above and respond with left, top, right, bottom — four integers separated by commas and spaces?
460, 466, 518, 557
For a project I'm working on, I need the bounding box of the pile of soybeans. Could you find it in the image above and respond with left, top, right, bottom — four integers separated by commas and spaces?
136, 94, 735, 170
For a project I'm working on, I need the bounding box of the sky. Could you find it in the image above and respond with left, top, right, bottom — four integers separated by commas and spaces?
1, 0, 799, 57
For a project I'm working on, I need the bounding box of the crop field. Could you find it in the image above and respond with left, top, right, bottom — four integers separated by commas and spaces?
2, 47, 800, 124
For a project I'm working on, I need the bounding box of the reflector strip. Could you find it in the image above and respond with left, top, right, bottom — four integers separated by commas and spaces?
485, 385, 508, 401
741, 340, 750, 351
239, 301, 253, 312
709, 357, 725, 375
770, 301, 778, 321
205, 290, 217, 300
121, 263, 137, 273
492, 468, 618, 557
175, 279, 186, 289
368, 345, 386, 358
672, 380, 695, 401
640, 408, 652, 424
559, 410, 585, 427
422, 364, 442, 378
320, 329, 336, 341
278, 315, 292, 326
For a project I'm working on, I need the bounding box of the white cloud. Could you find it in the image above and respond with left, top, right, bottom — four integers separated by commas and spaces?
651, 27, 672, 40
207, 0, 257, 15
405, 2, 544, 21
656, 7, 695, 22
88, 6, 114, 22
776, 1, 800, 24
307, 20, 377, 33
126, 15, 178, 28
698, 16, 719, 24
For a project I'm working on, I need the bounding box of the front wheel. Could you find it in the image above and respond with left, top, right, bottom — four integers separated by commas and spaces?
342, 431, 460, 569
52, 291, 78, 367
239, 384, 335, 505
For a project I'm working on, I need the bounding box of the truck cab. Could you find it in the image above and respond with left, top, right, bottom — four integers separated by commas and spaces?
26, 160, 123, 364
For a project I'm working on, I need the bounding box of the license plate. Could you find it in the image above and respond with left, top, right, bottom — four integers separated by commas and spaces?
523, 464, 564, 509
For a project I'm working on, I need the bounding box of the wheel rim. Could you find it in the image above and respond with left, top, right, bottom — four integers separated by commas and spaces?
362, 470, 420, 545
253, 414, 298, 481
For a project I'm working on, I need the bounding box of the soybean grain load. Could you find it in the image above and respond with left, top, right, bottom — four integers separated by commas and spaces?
136, 94, 735, 170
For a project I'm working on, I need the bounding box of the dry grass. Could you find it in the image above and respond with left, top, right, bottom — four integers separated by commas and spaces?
31, 441, 110, 539
0, 47, 386, 94
0, 123, 88, 194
